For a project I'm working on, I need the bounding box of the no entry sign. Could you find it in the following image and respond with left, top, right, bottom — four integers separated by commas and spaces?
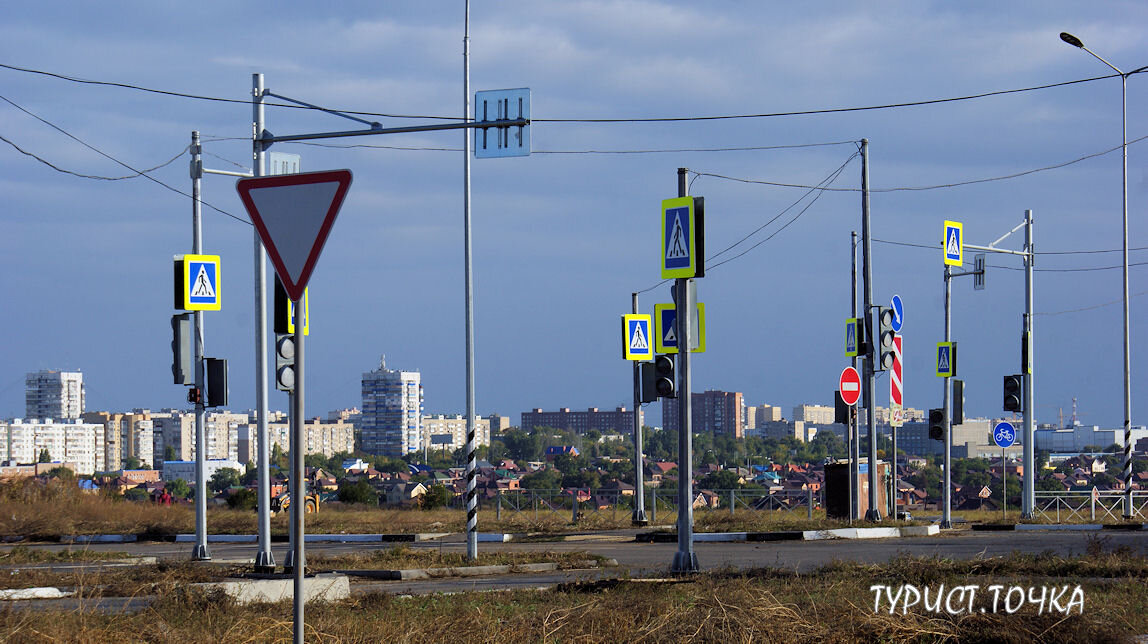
839, 366, 861, 406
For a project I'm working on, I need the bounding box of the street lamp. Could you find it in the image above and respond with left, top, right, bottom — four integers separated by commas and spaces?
1059, 31, 1134, 518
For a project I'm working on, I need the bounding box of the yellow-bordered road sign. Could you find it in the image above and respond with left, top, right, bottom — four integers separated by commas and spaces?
654, 302, 706, 353
845, 318, 862, 357
936, 341, 957, 377
288, 289, 309, 335
661, 197, 697, 278
175, 254, 221, 311
621, 314, 653, 361
943, 220, 963, 267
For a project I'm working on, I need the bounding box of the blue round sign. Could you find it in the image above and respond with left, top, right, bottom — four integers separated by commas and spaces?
890, 294, 904, 333
993, 421, 1016, 448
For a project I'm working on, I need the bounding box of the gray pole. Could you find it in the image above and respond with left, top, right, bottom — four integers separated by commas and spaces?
462, 1, 479, 560
860, 140, 881, 522
671, 167, 698, 573
1022, 209, 1036, 518
291, 303, 305, 644
1120, 73, 1133, 519
942, 265, 953, 529
632, 292, 648, 525
252, 73, 274, 574
190, 131, 210, 561
850, 230, 859, 522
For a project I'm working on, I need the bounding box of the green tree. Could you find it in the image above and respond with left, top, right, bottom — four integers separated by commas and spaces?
37, 448, 51, 463
697, 469, 743, 490
45, 466, 75, 481
124, 488, 148, 502
420, 484, 451, 510
123, 456, 143, 471
167, 478, 191, 499
337, 479, 379, 506
520, 468, 561, 490
209, 467, 242, 494
164, 445, 177, 462
226, 488, 257, 510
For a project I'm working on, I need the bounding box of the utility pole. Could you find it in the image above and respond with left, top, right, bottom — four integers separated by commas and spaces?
860, 140, 881, 522
941, 264, 953, 529
1022, 209, 1035, 518
671, 167, 698, 573
632, 292, 648, 525
251, 73, 274, 574
462, 0, 479, 562
850, 230, 859, 522
190, 131, 210, 561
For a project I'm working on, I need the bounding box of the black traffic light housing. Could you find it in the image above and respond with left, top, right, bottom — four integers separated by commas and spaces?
1003, 374, 1023, 412
205, 358, 228, 407
928, 408, 944, 441
952, 379, 964, 425
834, 390, 855, 424
276, 334, 296, 392
640, 354, 676, 402
171, 314, 192, 385
877, 306, 896, 370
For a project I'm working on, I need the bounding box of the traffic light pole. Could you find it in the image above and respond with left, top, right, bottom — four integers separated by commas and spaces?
291, 302, 306, 644
860, 140, 881, 522
632, 292, 648, 526
671, 167, 698, 574
190, 132, 210, 561
1023, 209, 1035, 518
850, 230, 859, 523
252, 73, 275, 573
942, 265, 953, 529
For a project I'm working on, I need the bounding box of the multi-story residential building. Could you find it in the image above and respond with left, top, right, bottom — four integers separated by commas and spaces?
2, 419, 105, 475
662, 391, 743, 438
150, 411, 246, 464
82, 411, 155, 471
361, 357, 424, 456
162, 459, 243, 483
520, 407, 642, 435
755, 405, 782, 425
236, 419, 355, 464
421, 414, 493, 453
793, 404, 835, 425
487, 415, 511, 434
25, 370, 85, 421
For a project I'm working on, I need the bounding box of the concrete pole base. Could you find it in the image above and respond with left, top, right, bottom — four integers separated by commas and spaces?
864, 510, 882, 522
192, 544, 211, 561
631, 510, 648, 527
671, 551, 699, 574
254, 550, 276, 574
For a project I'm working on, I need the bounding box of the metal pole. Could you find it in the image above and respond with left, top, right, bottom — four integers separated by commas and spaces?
252, 73, 274, 573
860, 140, 881, 522
850, 231, 859, 523
1120, 74, 1133, 519
632, 292, 648, 525
190, 132, 210, 561
291, 302, 305, 644
671, 167, 698, 573
942, 265, 953, 529
462, 1, 479, 560
1003, 447, 1007, 519
1022, 209, 1036, 519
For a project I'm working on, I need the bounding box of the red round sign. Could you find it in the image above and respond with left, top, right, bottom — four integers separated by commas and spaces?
839, 367, 861, 406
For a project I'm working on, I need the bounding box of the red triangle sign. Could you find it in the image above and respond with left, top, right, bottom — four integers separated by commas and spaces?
236, 170, 352, 301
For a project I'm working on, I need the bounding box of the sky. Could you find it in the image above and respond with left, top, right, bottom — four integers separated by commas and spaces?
1, 2, 1146, 430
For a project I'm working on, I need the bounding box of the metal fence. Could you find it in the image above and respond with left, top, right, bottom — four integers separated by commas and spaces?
1034, 491, 1148, 523
449, 487, 823, 522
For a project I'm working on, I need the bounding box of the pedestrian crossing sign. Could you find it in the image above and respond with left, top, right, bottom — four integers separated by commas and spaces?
622, 314, 653, 361
654, 302, 706, 354
661, 197, 699, 279
845, 317, 862, 357
175, 254, 221, 311
943, 220, 963, 267
936, 341, 956, 377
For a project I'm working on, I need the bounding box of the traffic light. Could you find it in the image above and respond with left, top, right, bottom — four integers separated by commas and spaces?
928, 408, 944, 441
640, 354, 676, 402
952, 379, 965, 425
276, 334, 296, 392
205, 358, 228, 407
877, 306, 896, 370
171, 314, 192, 385
1003, 374, 1023, 412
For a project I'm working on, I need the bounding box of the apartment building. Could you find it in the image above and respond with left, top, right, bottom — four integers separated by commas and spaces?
25, 370, 85, 420
361, 357, 424, 456
520, 407, 642, 435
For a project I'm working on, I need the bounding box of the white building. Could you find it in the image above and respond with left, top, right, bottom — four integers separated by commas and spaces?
2, 419, 105, 475
361, 356, 423, 457
236, 420, 355, 464
26, 370, 85, 421
162, 459, 243, 483
422, 414, 492, 454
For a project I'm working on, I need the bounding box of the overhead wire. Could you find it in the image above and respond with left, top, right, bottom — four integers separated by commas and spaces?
0, 93, 250, 225
0, 133, 186, 180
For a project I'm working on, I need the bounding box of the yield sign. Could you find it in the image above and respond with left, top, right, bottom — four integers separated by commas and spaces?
839, 366, 861, 406
236, 170, 353, 301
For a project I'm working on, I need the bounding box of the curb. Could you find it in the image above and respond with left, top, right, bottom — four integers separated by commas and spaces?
335, 558, 615, 581
970, 523, 1148, 532
637, 525, 940, 543
170, 533, 452, 544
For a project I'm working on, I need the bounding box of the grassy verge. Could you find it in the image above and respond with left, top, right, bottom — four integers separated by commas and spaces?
0, 546, 134, 565
1, 545, 1144, 642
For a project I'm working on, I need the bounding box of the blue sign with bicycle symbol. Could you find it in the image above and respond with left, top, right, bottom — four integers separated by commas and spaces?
993, 421, 1016, 449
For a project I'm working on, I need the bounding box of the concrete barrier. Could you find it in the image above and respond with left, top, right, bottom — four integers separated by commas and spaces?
196, 573, 349, 605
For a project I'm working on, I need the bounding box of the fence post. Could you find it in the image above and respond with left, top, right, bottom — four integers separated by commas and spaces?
572, 491, 579, 523
1090, 493, 1095, 522
496, 488, 502, 522
651, 488, 657, 524
729, 489, 735, 517
807, 487, 813, 520
533, 492, 538, 521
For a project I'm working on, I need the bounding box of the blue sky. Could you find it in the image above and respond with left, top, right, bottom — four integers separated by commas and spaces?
1, 2, 1145, 429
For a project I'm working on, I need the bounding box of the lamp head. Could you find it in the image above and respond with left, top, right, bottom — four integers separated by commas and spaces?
1060, 32, 1084, 48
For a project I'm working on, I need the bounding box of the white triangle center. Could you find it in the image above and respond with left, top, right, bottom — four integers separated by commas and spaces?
248, 181, 341, 284
946, 229, 960, 257
630, 324, 648, 351
191, 265, 215, 298
666, 213, 689, 260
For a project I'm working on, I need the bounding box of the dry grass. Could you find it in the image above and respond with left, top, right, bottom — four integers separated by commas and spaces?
1, 546, 1145, 643
306, 545, 607, 571
0, 546, 132, 564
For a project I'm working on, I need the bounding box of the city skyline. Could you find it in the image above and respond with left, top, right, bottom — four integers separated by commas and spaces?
1, 3, 1146, 429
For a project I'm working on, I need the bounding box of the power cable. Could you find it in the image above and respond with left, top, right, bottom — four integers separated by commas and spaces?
874, 238, 1148, 258
0, 93, 250, 225
1036, 290, 1148, 317
0, 133, 186, 180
